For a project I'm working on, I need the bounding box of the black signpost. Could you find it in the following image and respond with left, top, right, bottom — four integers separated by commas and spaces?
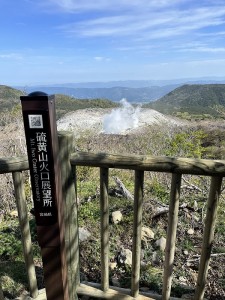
21, 92, 69, 300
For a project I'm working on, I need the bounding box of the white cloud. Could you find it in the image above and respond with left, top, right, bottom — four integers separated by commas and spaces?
181, 47, 225, 53
174, 41, 225, 53
94, 56, 104, 61
94, 56, 111, 62
59, 5, 225, 42
0, 53, 23, 60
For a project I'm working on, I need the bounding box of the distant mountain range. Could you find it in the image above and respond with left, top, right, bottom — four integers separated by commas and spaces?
17, 77, 225, 88
18, 85, 181, 102
15, 77, 225, 103
2, 82, 225, 119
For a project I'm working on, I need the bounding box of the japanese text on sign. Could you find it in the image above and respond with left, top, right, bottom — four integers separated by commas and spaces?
28, 111, 57, 223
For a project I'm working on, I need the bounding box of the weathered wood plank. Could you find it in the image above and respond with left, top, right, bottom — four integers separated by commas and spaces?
58, 132, 80, 300
162, 173, 182, 299
194, 176, 223, 300
12, 171, 38, 299
13, 284, 184, 300
131, 170, 144, 298
77, 282, 182, 300
70, 152, 225, 176
100, 167, 109, 292
0, 156, 28, 174
78, 284, 151, 299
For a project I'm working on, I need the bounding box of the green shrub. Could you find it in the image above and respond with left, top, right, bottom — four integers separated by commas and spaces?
0, 233, 23, 259
165, 129, 206, 158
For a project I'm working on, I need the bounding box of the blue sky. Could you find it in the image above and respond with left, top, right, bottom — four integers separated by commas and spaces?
1, 0, 225, 85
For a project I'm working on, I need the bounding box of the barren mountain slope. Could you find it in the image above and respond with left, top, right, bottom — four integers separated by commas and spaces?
0, 107, 183, 157
57, 107, 183, 135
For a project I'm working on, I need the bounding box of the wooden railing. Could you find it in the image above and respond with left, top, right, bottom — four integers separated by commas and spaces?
0, 132, 224, 300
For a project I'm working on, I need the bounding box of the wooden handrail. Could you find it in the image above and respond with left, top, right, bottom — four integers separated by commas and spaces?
0, 156, 28, 174
1, 151, 225, 176
70, 151, 225, 176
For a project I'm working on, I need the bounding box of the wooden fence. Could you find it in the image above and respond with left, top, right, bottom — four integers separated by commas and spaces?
0, 131, 224, 300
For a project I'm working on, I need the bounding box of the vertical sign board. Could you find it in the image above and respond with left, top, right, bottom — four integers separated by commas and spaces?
21, 92, 68, 300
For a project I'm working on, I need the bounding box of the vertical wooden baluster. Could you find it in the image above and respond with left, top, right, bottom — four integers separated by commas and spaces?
162, 173, 182, 300
131, 170, 144, 298
58, 132, 80, 300
194, 176, 223, 300
100, 167, 109, 292
12, 171, 38, 298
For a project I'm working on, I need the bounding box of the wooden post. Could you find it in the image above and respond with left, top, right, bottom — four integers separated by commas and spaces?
100, 167, 109, 292
131, 170, 144, 298
12, 171, 38, 298
20, 92, 69, 300
58, 132, 80, 300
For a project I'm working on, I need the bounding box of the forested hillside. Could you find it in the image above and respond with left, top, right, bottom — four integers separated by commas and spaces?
144, 84, 225, 119
55, 94, 118, 119
0, 85, 25, 111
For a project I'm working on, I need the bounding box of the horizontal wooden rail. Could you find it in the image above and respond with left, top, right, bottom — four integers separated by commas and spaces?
0, 156, 28, 174
5, 151, 225, 176
70, 151, 225, 176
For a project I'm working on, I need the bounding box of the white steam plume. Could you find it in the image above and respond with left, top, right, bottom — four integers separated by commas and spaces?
103, 98, 140, 134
